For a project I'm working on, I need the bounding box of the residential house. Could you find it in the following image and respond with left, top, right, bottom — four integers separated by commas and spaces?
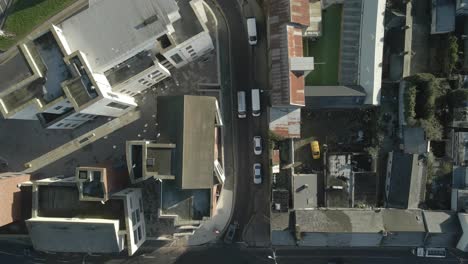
21, 166, 143, 256
305, 0, 386, 108
126, 95, 222, 234
0, 0, 213, 129
295, 209, 427, 247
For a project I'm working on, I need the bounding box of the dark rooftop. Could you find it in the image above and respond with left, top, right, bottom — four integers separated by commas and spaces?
171, 0, 204, 44
37, 185, 125, 228
0, 49, 34, 92
104, 51, 155, 87
386, 152, 425, 209
157, 95, 216, 189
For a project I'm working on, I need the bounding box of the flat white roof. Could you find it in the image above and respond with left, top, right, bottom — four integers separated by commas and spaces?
60, 0, 179, 72
359, 0, 385, 105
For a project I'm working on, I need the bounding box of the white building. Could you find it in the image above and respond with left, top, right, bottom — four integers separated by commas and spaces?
20, 167, 145, 256
0, 0, 213, 129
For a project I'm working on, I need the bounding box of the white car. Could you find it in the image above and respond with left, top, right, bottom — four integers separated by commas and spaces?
253, 136, 262, 155
253, 163, 262, 184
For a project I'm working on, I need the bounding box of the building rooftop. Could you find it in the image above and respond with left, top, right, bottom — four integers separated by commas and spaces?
386, 152, 425, 209
0, 49, 33, 93
157, 95, 216, 189
293, 174, 317, 209
105, 51, 156, 87
59, 0, 179, 72
171, 0, 204, 44
403, 127, 429, 154
269, 0, 310, 27
305, 85, 366, 97
295, 209, 426, 233
269, 107, 301, 138
423, 211, 461, 234
295, 209, 384, 233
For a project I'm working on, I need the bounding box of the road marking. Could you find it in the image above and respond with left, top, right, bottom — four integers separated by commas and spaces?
22, 110, 141, 173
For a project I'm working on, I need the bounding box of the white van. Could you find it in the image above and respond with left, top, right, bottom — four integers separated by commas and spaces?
251, 89, 260, 117
246, 18, 257, 45
237, 91, 246, 118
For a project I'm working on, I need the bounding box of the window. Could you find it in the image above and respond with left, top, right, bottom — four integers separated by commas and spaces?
54, 106, 63, 110
64, 123, 71, 128
106, 102, 130, 110
170, 53, 183, 64
185, 45, 193, 50
133, 230, 138, 244
137, 226, 142, 241
136, 209, 140, 223
56, 123, 63, 127
138, 78, 145, 83
132, 211, 136, 224
139, 198, 143, 211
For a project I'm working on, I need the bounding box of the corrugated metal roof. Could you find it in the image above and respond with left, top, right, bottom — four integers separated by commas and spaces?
269, 107, 301, 138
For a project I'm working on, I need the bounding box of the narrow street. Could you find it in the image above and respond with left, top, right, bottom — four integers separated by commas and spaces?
214, 0, 271, 246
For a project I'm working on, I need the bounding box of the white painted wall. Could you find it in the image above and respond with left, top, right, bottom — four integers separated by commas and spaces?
51, 25, 72, 55
113, 62, 171, 95
162, 31, 214, 68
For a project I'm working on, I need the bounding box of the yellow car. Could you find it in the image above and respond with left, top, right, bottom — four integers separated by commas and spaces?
310, 140, 320, 159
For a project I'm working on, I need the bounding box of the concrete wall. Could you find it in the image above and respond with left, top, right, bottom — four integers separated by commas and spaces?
113, 62, 171, 96
162, 31, 214, 68
381, 232, 425, 247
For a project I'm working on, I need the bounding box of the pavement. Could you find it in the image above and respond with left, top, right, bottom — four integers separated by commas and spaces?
214, 0, 271, 247
0, 241, 466, 264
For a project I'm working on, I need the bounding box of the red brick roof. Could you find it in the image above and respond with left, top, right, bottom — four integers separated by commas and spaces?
290, 0, 310, 26
0, 173, 31, 227
287, 26, 305, 106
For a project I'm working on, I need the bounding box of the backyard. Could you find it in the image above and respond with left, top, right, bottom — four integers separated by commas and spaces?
303, 4, 341, 86
0, 0, 75, 50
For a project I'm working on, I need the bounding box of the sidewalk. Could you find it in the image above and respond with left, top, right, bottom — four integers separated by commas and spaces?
186, 0, 236, 245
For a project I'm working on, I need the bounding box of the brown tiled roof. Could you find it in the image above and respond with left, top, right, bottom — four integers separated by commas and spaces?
269, 0, 310, 27
290, 0, 310, 26
287, 26, 305, 105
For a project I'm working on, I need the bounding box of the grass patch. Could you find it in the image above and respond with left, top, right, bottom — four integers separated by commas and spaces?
0, 0, 75, 51
303, 4, 342, 86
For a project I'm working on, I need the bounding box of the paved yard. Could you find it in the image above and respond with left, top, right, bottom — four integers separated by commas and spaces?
303, 4, 341, 86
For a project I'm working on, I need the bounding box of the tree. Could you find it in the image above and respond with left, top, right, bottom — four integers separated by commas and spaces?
448, 89, 468, 108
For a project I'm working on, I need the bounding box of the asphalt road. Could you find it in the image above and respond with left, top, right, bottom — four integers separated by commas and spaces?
214, 0, 271, 246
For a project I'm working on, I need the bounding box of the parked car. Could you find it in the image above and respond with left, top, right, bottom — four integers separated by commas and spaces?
246, 17, 257, 45
310, 140, 320, 159
253, 163, 262, 184
253, 136, 262, 155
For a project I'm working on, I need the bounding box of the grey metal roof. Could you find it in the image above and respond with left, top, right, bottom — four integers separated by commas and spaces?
157, 95, 215, 189
403, 127, 428, 154
293, 174, 317, 209
386, 152, 425, 209
0, 49, 33, 92
60, 0, 179, 72
304, 85, 366, 97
